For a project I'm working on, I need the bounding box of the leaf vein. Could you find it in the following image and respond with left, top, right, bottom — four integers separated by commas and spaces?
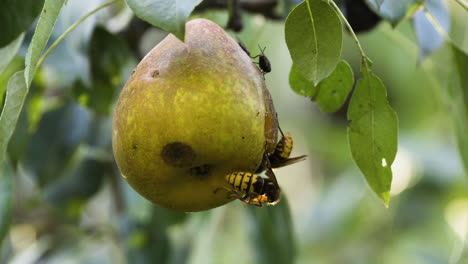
305, 0, 318, 81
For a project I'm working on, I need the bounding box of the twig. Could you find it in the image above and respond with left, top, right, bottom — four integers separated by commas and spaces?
327, 0, 370, 67
454, 0, 468, 12
423, 7, 452, 44
196, 0, 282, 20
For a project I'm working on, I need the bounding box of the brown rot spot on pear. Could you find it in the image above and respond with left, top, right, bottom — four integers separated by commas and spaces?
161, 142, 196, 168
151, 70, 160, 78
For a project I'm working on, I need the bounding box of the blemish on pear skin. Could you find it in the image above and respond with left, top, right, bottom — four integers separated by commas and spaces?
151, 70, 160, 78
190, 164, 211, 178
161, 142, 196, 168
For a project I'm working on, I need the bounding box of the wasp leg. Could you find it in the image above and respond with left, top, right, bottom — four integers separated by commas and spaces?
230, 191, 263, 207
277, 123, 285, 138
215, 187, 265, 207
247, 197, 263, 207
232, 191, 257, 207
213, 187, 233, 194
214, 187, 244, 200
229, 190, 245, 199
224, 189, 253, 203
245, 201, 263, 207
239, 197, 263, 207
245, 192, 264, 207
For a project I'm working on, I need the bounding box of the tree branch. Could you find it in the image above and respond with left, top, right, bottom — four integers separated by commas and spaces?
196, 0, 283, 20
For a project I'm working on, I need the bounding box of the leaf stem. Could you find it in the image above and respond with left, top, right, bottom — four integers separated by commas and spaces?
454, 0, 468, 12
36, 0, 119, 69
423, 7, 452, 44
327, 0, 370, 67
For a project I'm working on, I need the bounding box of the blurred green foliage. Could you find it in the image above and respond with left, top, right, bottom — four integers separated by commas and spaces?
0, 0, 44, 47
0, 0, 467, 264
74, 26, 130, 115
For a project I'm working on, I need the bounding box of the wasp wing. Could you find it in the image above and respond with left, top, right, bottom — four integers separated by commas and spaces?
270, 155, 307, 169
264, 157, 280, 188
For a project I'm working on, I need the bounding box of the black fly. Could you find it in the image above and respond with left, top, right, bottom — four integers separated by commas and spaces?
252, 45, 271, 75
237, 41, 271, 76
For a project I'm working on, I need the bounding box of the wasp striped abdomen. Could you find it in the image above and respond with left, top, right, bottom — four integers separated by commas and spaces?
223, 172, 280, 206
269, 132, 306, 169
273, 132, 293, 160
226, 172, 262, 195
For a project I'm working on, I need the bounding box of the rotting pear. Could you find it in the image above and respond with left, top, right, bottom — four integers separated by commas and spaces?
112, 18, 278, 212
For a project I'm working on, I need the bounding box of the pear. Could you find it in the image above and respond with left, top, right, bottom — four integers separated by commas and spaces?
112, 18, 278, 212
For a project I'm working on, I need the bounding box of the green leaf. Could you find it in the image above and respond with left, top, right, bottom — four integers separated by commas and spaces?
24, 102, 91, 186
285, 0, 342, 85
24, 0, 67, 87
246, 196, 295, 264
366, 0, 418, 25
413, 0, 449, 60
0, 57, 24, 111
89, 27, 129, 81
0, 0, 44, 47
26, 76, 46, 132
290, 60, 354, 113
374, 0, 384, 8
44, 158, 108, 211
85, 26, 130, 115
7, 105, 29, 163
125, 0, 203, 41
119, 205, 172, 264
0, 33, 24, 76
453, 47, 468, 116
289, 64, 317, 97
451, 45, 468, 175
71, 27, 132, 115
0, 71, 28, 168
0, 160, 14, 248
314, 60, 354, 113
347, 61, 398, 206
